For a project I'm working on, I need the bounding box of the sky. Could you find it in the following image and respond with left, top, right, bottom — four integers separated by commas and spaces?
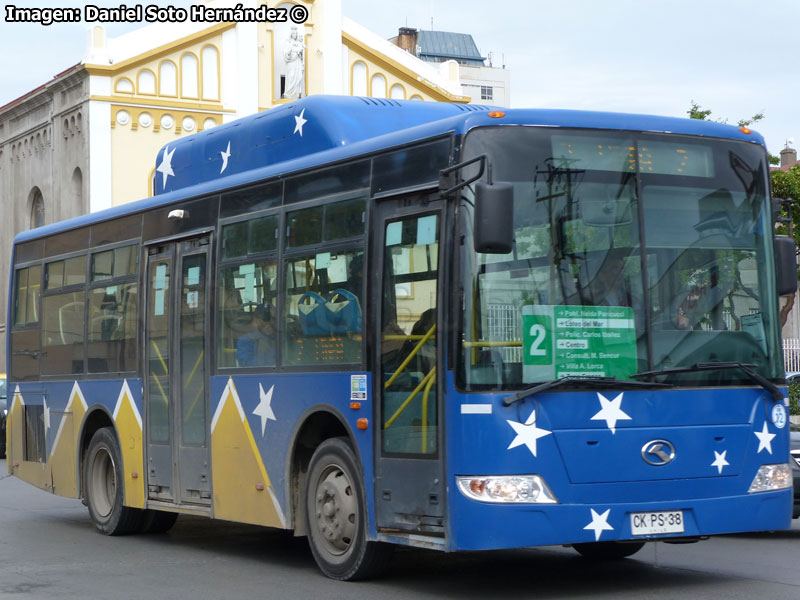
1, 0, 798, 155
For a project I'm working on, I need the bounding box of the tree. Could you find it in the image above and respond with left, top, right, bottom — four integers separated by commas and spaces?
687, 101, 779, 165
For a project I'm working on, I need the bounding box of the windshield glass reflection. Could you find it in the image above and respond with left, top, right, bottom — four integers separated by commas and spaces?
459, 127, 778, 390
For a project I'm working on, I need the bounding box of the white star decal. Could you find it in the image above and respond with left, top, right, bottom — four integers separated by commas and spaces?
220, 141, 231, 174
156, 145, 176, 189
293, 108, 307, 136
506, 409, 552, 457
584, 508, 614, 541
253, 383, 277, 437
711, 450, 730, 474
754, 421, 775, 455
590, 392, 631, 434
43, 398, 51, 433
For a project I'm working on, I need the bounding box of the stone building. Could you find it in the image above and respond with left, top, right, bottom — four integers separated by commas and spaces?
0, 0, 471, 369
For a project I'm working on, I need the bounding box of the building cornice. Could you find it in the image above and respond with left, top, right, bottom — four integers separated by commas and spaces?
89, 95, 235, 113
85, 22, 237, 75
342, 31, 470, 103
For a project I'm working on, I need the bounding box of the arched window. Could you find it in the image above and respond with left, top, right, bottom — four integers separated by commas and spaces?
138, 69, 156, 95
390, 84, 405, 100
72, 168, 83, 207
159, 61, 177, 96
30, 188, 44, 229
181, 53, 199, 98
410, 95, 423, 101
352, 61, 367, 97
115, 77, 134, 93
201, 46, 220, 101
371, 73, 387, 98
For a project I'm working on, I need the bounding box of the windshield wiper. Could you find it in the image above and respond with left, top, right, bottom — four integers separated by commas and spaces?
502, 376, 673, 407
631, 362, 783, 403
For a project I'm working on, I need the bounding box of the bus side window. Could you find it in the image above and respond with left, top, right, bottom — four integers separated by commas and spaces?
283, 250, 364, 366
218, 260, 277, 368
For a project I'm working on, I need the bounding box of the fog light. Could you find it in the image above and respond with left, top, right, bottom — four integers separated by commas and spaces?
456, 475, 558, 504
748, 463, 792, 493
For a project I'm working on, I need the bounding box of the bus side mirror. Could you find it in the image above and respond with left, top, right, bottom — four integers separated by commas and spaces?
474, 181, 514, 254
774, 235, 798, 295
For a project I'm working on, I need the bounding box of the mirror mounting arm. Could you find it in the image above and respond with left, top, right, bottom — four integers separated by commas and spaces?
439, 154, 489, 198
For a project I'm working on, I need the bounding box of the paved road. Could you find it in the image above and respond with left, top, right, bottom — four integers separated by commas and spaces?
1, 459, 799, 599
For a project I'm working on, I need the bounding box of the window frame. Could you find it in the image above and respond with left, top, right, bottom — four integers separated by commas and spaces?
11, 261, 43, 331
215, 189, 370, 373
86, 240, 141, 376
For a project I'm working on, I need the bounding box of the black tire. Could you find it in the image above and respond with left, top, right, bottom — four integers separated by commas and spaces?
305, 437, 393, 580
84, 427, 143, 535
141, 509, 179, 534
573, 540, 646, 560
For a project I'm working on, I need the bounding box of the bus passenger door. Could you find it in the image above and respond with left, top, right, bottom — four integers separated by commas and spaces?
372, 197, 445, 534
144, 236, 212, 507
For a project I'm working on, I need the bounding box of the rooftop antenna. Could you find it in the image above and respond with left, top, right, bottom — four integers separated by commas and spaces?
786, 137, 795, 149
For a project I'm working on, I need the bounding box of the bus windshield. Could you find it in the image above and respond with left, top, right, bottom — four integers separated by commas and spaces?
459, 127, 780, 390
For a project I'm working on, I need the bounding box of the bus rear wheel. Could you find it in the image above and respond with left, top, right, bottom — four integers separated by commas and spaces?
305, 437, 392, 580
84, 427, 143, 535
573, 541, 646, 560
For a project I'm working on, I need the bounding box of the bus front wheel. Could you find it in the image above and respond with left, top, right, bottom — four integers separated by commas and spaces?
84, 427, 143, 535
573, 541, 646, 560
305, 437, 392, 580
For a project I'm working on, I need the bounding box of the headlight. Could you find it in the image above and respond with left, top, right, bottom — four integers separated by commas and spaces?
456, 475, 558, 504
748, 463, 793, 493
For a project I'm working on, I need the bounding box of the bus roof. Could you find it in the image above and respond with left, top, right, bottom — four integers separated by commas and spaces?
13, 95, 766, 245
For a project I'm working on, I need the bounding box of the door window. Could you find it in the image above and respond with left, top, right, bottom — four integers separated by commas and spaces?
380, 214, 439, 454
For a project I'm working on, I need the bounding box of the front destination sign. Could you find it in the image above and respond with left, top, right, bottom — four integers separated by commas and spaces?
522, 305, 637, 381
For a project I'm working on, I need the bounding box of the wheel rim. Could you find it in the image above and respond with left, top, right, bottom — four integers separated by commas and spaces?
313, 463, 357, 556
90, 447, 116, 519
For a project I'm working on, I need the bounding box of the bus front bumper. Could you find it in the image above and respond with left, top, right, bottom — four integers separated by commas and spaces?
447, 488, 792, 551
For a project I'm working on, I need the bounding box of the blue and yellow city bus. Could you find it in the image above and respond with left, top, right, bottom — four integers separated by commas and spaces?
6, 96, 796, 580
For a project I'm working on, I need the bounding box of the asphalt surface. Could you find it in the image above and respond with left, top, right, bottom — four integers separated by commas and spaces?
1, 459, 799, 599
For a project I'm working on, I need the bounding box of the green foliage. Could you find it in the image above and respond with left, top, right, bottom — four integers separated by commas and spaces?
738, 112, 764, 128
687, 100, 764, 128
687, 101, 712, 121
772, 164, 800, 200
788, 379, 800, 415
772, 165, 800, 248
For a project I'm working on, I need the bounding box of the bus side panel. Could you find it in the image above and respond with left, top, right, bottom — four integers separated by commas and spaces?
114, 380, 146, 509
9, 379, 144, 507
208, 373, 373, 533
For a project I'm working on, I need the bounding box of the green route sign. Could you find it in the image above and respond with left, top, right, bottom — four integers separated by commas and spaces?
522, 305, 637, 382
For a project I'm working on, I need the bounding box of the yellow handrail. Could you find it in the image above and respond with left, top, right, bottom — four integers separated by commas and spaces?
421, 370, 436, 452
184, 350, 204, 388
150, 340, 169, 407
151, 339, 168, 375
384, 367, 436, 429
384, 324, 436, 389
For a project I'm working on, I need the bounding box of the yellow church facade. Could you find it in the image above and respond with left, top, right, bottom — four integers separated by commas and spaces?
82, 0, 469, 209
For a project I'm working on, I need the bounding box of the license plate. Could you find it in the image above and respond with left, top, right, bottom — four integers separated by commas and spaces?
630, 510, 684, 535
